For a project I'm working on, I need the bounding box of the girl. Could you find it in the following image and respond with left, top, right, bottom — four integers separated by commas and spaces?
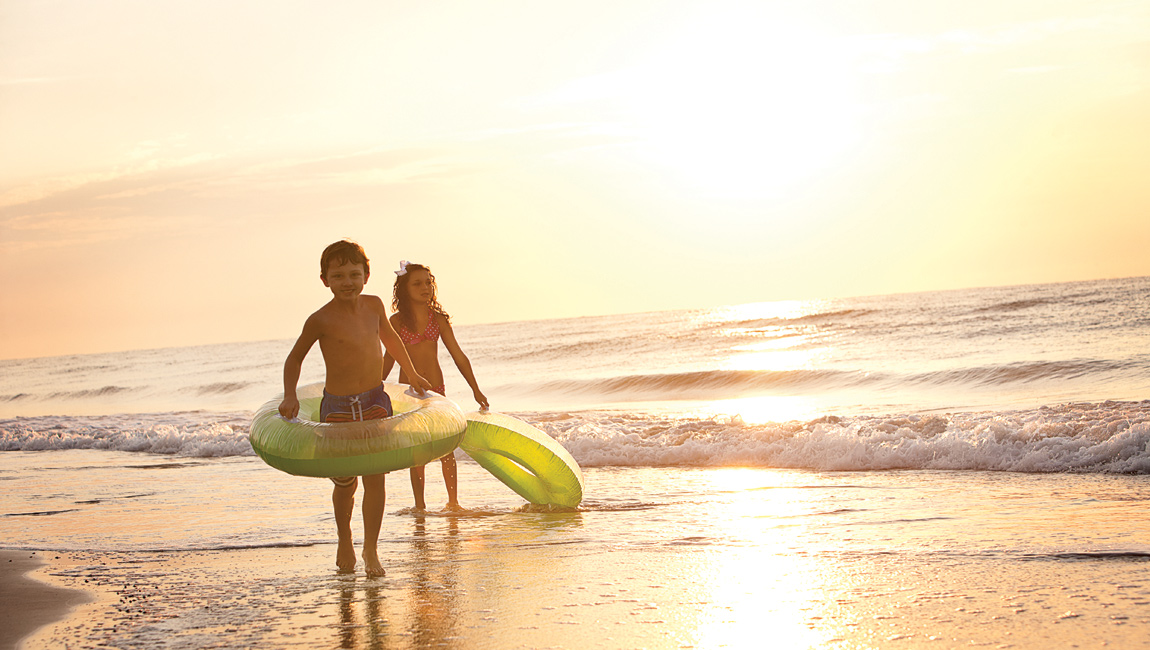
383, 260, 489, 511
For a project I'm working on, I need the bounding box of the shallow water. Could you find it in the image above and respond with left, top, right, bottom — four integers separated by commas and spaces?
10, 452, 1150, 648
6, 450, 1149, 557
4, 277, 1150, 647
3, 276, 1149, 421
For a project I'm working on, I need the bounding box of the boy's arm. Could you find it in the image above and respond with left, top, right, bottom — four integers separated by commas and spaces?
439, 318, 489, 409
279, 318, 319, 418
377, 302, 432, 392
381, 351, 396, 382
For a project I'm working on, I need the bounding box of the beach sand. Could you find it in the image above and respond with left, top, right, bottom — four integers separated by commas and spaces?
13, 536, 1150, 649
0, 550, 91, 650
11, 462, 1150, 649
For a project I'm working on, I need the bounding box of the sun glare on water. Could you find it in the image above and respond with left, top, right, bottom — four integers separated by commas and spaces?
683, 469, 844, 648
688, 300, 838, 423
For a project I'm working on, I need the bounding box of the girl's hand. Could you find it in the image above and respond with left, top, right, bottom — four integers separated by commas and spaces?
473, 389, 489, 411
409, 373, 434, 394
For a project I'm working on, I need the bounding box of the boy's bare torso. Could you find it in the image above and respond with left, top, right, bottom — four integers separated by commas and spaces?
313, 295, 386, 396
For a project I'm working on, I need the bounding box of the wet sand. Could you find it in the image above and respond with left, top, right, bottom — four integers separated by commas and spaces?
0, 550, 91, 650
14, 519, 1150, 649
7, 461, 1150, 649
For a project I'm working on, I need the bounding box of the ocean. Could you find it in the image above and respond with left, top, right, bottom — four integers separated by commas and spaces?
3, 276, 1149, 649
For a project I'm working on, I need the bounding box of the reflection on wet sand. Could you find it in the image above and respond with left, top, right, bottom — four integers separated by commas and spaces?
328, 507, 589, 648
330, 514, 464, 649
407, 515, 462, 647
336, 580, 389, 649
28, 465, 1147, 650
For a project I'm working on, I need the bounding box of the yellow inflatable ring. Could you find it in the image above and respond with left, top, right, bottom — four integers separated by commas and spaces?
460, 411, 584, 507
249, 382, 467, 478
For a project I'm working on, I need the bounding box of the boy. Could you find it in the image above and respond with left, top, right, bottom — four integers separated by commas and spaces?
279, 239, 432, 577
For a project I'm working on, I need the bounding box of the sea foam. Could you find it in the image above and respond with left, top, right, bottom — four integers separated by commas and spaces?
1, 413, 254, 457
541, 401, 1150, 474
4, 401, 1148, 474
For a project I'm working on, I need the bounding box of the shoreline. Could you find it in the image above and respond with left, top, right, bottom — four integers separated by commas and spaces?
6, 530, 1150, 649
0, 550, 92, 650
3, 463, 1150, 648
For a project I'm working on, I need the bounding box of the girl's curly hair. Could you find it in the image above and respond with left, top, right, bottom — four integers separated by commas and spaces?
392, 263, 450, 332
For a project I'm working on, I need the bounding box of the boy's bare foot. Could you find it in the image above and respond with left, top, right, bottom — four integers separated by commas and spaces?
444, 502, 466, 512
363, 548, 385, 578
336, 538, 357, 573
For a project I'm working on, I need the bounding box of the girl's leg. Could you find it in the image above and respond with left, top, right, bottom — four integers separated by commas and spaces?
409, 465, 426, 511
441, 453, 460, 510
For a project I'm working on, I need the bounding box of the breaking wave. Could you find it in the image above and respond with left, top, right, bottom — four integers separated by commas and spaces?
4, 401, 1148, 474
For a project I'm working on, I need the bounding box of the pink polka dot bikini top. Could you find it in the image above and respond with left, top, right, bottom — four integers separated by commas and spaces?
397, 308, 441, 345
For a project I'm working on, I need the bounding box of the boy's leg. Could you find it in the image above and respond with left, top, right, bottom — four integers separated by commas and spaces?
323, 385, 392, 574
409, 465, 427, 511
332, 477, 358, 572
441, 454, 461, 510
361, 473, 387, 578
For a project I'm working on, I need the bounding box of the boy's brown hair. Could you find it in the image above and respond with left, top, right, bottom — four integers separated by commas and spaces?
320, 240, 370, 279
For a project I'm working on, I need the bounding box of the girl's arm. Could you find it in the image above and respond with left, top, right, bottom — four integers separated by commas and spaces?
439, 316, 489, 409
378, 300, 432, 392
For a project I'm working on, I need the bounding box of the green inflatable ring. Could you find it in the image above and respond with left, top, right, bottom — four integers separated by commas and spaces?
249, 382, 467, 478
460, 411, 584, 507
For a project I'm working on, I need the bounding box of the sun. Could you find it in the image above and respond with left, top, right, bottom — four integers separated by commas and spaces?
558, 6, 866, 199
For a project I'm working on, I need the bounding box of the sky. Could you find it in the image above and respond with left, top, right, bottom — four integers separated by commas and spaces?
2, 0, 1149, 359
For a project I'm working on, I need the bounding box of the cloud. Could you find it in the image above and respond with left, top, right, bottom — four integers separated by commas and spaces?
0, 142, 495, 255
0, 147, 220, 210
0, 76, 78, 86
0, 211, 179, 254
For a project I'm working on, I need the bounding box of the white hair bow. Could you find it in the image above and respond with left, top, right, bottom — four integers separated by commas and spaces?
395, 260, 411, 277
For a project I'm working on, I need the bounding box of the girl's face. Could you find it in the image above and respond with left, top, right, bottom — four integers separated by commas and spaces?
405, 269, 433, 304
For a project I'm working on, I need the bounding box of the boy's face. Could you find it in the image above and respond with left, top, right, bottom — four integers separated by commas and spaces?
322, 260, 368, 299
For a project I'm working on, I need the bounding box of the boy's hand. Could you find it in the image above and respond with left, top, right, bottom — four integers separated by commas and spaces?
473, 389, 489, 411
279, 396, 300, 419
